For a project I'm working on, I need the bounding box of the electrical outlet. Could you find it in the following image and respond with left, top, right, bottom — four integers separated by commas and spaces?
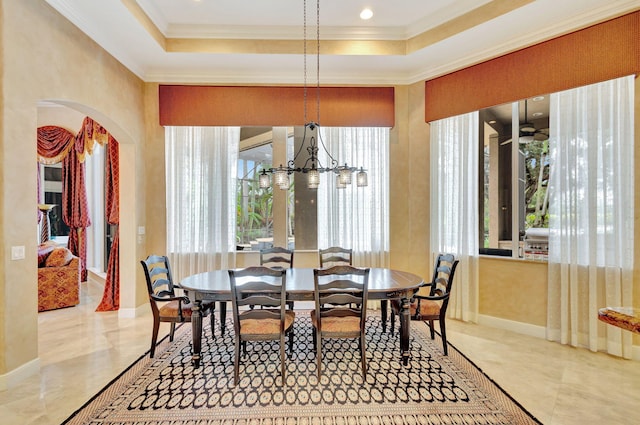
11, 245, 25, 260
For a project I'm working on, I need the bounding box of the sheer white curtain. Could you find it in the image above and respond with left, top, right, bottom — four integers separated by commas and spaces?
430, 112, 479, 322
317, 127, 389, 267
547, 76, 634, 358
165, 126, 240, 282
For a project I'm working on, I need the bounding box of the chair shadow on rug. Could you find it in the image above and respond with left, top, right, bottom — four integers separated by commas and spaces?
228, 266, 296, 385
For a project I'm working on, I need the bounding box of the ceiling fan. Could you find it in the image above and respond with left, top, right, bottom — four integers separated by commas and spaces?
499, 99, 549, 145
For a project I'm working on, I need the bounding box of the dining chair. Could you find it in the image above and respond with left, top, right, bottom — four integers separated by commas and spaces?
140, 254, 216, 358
311, 265, 370, 379
390, 253, 459, 355
319, 246, 352, 268
260, 246, 294, 269
228, 266, 295, 385
260, 246, 294, 310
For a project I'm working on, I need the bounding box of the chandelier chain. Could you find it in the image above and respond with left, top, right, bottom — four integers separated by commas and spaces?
257, 0, 368, 190
316, 0, 320, 125
303, 0, 308, 124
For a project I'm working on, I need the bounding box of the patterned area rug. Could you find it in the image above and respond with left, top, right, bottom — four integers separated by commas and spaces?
63, 314, 541, 424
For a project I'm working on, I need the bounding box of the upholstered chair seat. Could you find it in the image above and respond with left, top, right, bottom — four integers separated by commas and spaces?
310, 313, 360, 333
240, 310, 295, 335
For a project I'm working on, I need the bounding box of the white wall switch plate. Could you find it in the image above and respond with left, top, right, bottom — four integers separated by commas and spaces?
11, 245, 25, 260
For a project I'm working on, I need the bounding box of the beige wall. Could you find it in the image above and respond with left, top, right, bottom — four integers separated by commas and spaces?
0, 0, 146, 384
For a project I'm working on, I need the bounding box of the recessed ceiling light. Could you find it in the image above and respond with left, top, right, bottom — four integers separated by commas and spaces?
360, 8, 373, 20
532, 112, 543, 117
532, 96, 545, 101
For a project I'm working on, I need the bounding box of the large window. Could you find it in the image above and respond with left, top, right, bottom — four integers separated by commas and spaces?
236, 128, 294, 251
480, 96, 550, 259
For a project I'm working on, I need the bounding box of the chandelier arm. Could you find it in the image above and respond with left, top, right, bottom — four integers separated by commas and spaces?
316, 127, 339, 170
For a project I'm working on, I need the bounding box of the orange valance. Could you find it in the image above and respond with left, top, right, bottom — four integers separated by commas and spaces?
425, 10, 640, 122
159, 85, 395, 127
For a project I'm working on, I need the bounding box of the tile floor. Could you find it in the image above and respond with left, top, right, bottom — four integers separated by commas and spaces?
1, 280, 639, 425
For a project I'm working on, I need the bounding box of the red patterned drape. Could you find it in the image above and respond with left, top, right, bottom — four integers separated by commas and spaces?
96, 137, 120, 311
37, 126, 75, 164
37, 117, 112, 285
62, 139, 92, 282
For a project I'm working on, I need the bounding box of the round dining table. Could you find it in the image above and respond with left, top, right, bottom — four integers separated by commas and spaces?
179, 267, 424, 368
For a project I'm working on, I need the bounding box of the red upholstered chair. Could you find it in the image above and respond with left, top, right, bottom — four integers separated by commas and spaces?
140, 255, 216, 358
391, 254, 459, 355
228, 266, 295, 385
37, 245, 80, 312
311, 265, 369, 379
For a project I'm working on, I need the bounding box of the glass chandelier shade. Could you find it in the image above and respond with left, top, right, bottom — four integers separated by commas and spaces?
307, 168, 320, 189
336, 175, 346, 189
357, 168, 368, 187
259, 170, 270, 188
338, 166, 352, 185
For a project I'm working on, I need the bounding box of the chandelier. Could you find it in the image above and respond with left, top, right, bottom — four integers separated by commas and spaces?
258, 0, 368, 191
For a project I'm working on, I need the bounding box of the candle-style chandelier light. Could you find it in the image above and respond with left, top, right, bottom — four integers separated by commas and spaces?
258, 0, 367, 191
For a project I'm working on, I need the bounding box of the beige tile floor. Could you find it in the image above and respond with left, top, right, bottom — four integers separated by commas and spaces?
1, 280, 639, 425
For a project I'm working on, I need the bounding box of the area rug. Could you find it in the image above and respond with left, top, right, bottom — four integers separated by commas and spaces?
63, 314, 541, 424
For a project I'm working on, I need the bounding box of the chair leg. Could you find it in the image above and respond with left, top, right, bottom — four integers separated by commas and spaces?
169, 322, 176, 342
360, 334, 367, 376
219, 302, 227, 336
209, 311, 215, 339
316, 330, 322, 381
439, 319, 448, 356
428, 319, 435, 340
288, 329, 294, 356
380, 300, 388, 333
234, 338, 241, 385
390, 310, 396, 336
150, 318, 160, 358
280, 334, 286, 385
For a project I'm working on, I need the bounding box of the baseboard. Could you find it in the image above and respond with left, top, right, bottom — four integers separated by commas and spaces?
478, 314, 640, 361
477, 314, 547, 339
0, 357, 40, 391
118, 304, 149, 319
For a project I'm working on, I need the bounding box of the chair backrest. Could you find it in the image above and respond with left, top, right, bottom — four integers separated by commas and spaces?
319, 247, 353, 268
260, 246, 294, 269
140, 255, 177, 300
428, 254, 459, 315
140, 255, 178, 316
228, 266, 287, 337
313, 265, 369, 336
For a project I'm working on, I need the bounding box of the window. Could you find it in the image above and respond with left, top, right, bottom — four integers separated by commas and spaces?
479, 96, 550, 259
236, 128, 294, 251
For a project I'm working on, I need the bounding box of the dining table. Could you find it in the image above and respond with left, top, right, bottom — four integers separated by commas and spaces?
179, 267, 424, 368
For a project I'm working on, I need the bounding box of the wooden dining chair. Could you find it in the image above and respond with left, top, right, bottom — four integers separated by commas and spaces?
390, 253, 459, 355
260, 246, 294, 269
311, 265, 370, 379
228, 266, 295, 385
319, 246, 352, 268
140, 255, 216, 358
260, 246, 294, 310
